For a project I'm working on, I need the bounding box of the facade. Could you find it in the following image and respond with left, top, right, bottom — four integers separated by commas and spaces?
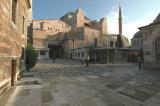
139, 13, 160, 69
131, 31, 143, 50
70, 7, 130, 61
32, 20, 71, 59
0, 0, 32, 97
32, 8, 130, 60
99, 34, 130, 48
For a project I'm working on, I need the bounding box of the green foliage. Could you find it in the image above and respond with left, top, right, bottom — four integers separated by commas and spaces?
26, 44, 38, 71
87, 45, 95, 55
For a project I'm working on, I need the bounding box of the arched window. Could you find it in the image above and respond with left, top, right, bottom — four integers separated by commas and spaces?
155, 37, 160, 61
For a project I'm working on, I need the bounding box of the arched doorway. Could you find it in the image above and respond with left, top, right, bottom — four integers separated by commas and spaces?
155, 37, 160, 61
48, 44, 63, 58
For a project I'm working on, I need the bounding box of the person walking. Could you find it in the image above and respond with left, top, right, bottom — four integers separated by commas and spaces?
138, 55, 142, 70
86, 55, 90, 67
53, 52, 55, 63
94, 55, 97, 63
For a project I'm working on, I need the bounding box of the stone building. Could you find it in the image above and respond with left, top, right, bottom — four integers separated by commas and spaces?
0, 0, 32, 97
32, 8, 130, 60
131, 31, 143, 50
69, 8, 130, 60
99, 34, 130, 48
32, 19, 71, 59
139, 13, 160, 69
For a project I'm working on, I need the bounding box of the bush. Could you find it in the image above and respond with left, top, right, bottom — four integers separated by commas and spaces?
26, 44, 38, 71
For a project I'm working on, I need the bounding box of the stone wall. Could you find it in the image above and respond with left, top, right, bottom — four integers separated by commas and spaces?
33, 20, 71, 36
100, 18, 108, 35
74, 8, 85, 29
0, 0, 32, 97
33, 38, 48, 48
141, 24, 160, 63
84, 27, 100, 46
33, 20, 71, 49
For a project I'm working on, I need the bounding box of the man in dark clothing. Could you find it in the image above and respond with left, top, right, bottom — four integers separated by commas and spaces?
86, 55, 90, 67
138, 56, 142, 70
53, 52, 55, 63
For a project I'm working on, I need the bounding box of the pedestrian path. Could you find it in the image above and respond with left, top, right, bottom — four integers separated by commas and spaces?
1, 59, 160, 106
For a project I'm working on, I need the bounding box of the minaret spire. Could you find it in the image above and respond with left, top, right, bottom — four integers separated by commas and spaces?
116, 5, 123, 48
119, 5, 122, 35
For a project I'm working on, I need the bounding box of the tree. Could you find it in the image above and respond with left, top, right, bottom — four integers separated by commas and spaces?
116, 34, 123, 48
87, 45, 96, 62
26, 44, 38, 71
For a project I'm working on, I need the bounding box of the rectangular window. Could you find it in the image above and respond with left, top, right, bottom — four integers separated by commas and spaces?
12, 0, 17, 24
40, 51, 46, 55
22, 16, 25, 34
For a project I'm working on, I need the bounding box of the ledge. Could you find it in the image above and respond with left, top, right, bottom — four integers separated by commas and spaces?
0, 56, 20, 62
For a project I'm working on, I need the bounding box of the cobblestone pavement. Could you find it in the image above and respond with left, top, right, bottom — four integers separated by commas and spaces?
1, 59, 160, 106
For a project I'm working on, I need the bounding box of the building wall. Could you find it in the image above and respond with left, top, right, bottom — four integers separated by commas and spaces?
32, 20, 72, 59
99, 35, 119, 48
100, 18, 108, 35
33, 38, 48, 48
74, 8, 85, 29
33, 20, 71, 47
62, 40, 73, 58
36, 49, 49, 60
70, 48, 88, 60
84, 27, 100, 45
0, 0, 32, 97
33, 20, 71, 35
27, 0, 32, 44
141, 24, 160, 68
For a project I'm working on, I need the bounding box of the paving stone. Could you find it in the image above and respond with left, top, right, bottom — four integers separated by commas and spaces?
41, 90, 54, 103
2, 59, 160, 106
106, 84, 121, 89
17, 89, 30, 96
119, 88, 152, 102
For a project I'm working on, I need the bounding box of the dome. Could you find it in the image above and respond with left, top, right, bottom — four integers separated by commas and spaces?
121, 35, 130, 48
132, 31, 143, 39
153, 13, 160, 23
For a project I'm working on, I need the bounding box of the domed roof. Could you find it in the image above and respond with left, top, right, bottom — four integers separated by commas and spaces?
132, 31, 143, 39
153, 13, 160, 23
75, 8, 83, 13
121, 35, 130, 48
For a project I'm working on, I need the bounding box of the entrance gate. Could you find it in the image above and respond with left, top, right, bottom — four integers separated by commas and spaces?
48, 44, 63, 58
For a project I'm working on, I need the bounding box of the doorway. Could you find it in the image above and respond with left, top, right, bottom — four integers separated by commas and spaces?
48, 44, 63, 58
11, 60, 16, 86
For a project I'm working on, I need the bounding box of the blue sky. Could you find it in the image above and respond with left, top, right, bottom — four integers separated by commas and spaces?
33, 0, 160, 39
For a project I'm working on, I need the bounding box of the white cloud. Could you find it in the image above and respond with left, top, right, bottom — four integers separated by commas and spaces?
106, 8, 157, 40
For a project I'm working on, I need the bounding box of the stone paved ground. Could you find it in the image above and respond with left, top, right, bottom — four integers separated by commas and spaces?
1, 59, 160, 106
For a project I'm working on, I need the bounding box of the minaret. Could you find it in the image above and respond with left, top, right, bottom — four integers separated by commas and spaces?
116, 5, 123, 48
118, 5, 122, 35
